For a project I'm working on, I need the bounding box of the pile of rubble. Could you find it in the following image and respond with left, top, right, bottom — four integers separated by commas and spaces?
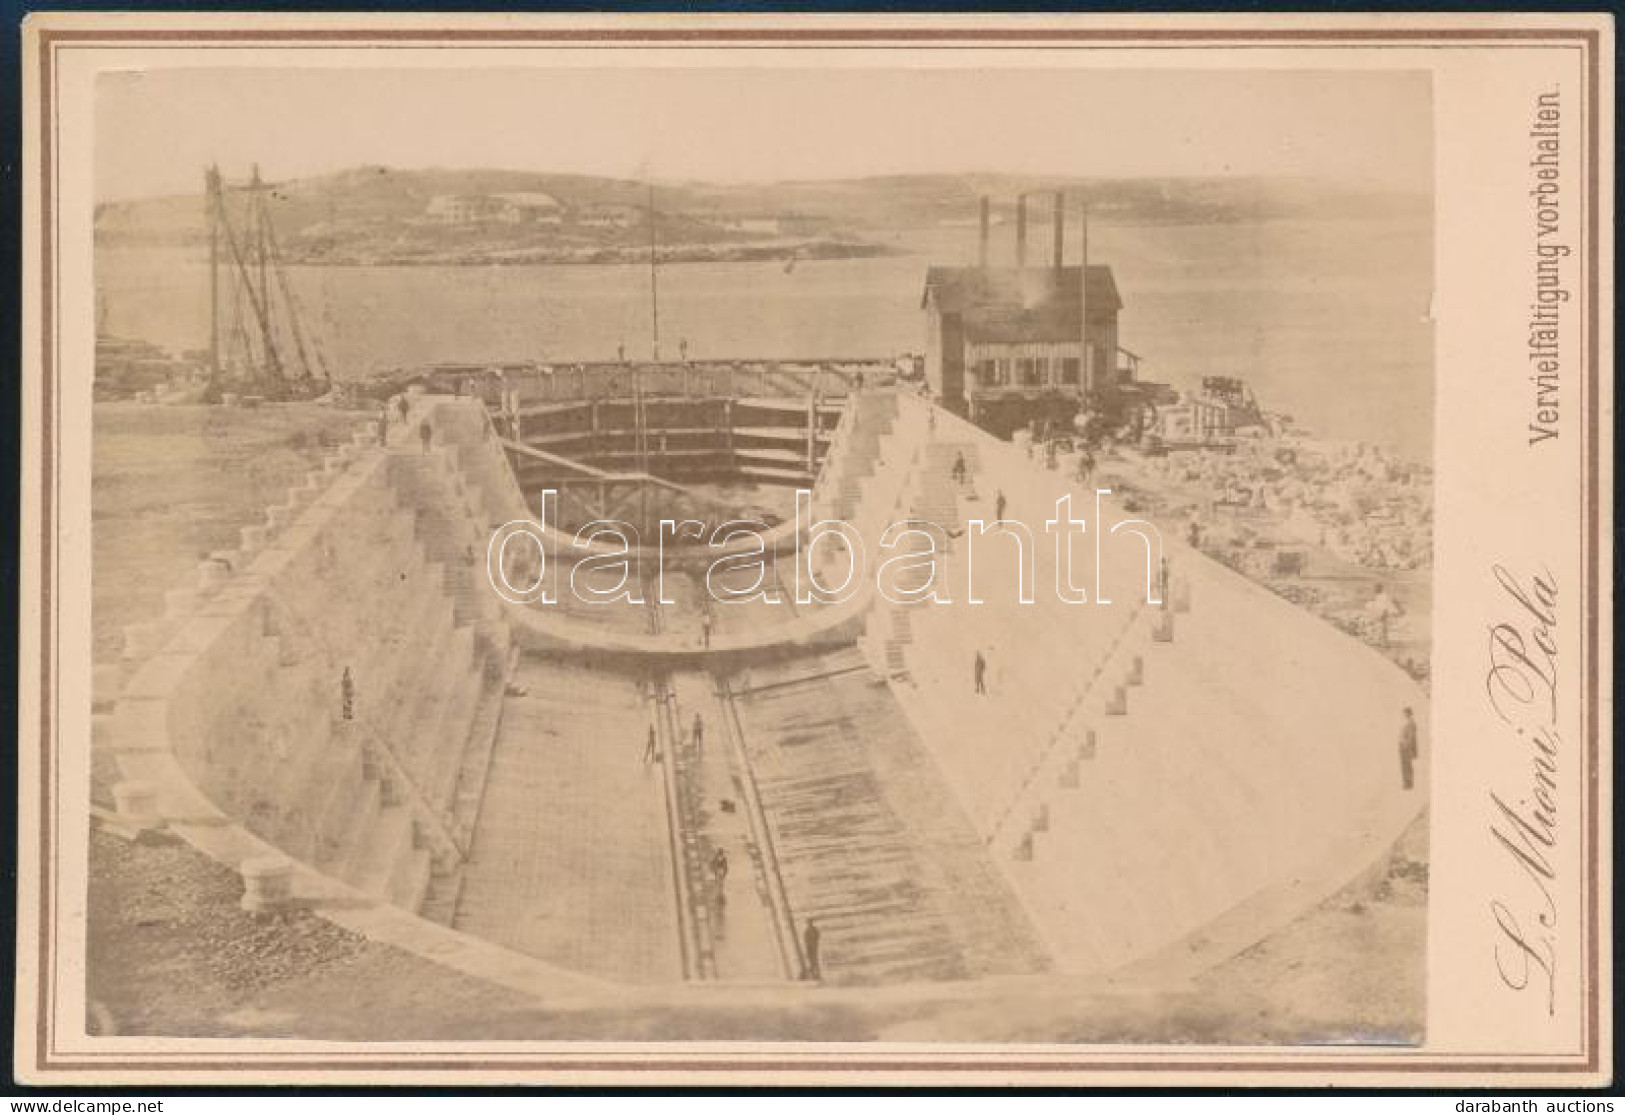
1134, 437, 1432, 573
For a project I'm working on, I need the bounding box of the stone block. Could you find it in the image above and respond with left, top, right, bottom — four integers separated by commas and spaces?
1152, 612, 1175, 643
92, 666, 124, 711
239, 855, 295, 913
196, 559, 230, 591
1059, 757, 1080, 788
1105, 685, 1128, 716
112, 780, 163, 834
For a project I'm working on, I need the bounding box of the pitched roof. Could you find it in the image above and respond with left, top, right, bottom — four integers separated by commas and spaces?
921, 265, 1122, 344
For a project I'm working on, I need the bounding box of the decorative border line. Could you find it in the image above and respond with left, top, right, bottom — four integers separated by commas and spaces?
28, 20, 1605, 1081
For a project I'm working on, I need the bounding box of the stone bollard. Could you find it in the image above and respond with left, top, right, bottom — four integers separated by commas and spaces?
1080, 728, 1098, 759
1126, 655, 1144, 687
122, 621, 165, 660
112, 780, 162, 833
1153, 612, 1175, 643
164, 587, 200, 618
1059, 757, 1080, 789
240, 524, 268, 554
1105, 685, 1128, 716
239, 855, 296, 914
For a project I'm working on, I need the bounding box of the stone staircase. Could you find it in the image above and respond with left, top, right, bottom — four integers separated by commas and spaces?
822, 391, 899, 522
388, 449, 508, 671
867, 437, 982, 679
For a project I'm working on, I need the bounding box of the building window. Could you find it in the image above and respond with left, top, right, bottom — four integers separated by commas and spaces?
1059, 357, 1081, 385
976, 359, 998, 387
1019, 358, 1043, 386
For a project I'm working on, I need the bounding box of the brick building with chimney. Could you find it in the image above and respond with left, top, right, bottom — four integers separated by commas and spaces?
921, 192, 1147, 440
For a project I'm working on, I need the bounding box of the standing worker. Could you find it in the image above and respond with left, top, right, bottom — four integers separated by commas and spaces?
1398, 707, 1419, 791
692, 712, 705, 752
643, 723, 658, 766
701, 612, 713, 650
418, 418, 432, 454
802, 918, 822, 982
974, 650, 988, 696
994, 490, 1007, 521
951, 451, 967, 486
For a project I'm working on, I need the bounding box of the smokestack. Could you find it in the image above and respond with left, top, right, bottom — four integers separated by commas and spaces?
1052, 191, 1064, 271
1079, 200, 1091, 390
1015, 194, 1027, 271
978, 196, 990, 269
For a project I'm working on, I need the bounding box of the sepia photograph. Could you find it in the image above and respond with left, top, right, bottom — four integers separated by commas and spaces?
85, 61, 1434, 1045
15, 12, 1610, 1089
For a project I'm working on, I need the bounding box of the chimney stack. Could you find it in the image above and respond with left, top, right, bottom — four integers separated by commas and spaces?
978, 196, 990, 269
1052, 191, 1065, 271
1079, 200, 1091, 390
1015, 194, 1028, 272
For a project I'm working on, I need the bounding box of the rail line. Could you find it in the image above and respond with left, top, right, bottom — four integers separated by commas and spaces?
713, 676, 805, 981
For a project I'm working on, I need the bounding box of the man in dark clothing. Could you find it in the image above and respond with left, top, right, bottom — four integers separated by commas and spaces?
994, 490, 1007, 521
643, 724, 658, 765
951, 452, 967, 486
418, 419, 432, 454
1158, 556, 1171, 608
710, 847, 729, 892
692, 712, 704, 751
1398, 707, 1419, 790
341, 667, 355, 721
802, 919, 822, 981
974, 650, 988, 696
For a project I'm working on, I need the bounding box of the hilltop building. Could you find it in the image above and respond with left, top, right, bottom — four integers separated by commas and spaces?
426, 192, 563, 225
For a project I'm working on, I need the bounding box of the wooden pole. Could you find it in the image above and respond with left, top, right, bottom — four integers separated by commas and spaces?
207, 166, 220, 376
648, 183, 661, 362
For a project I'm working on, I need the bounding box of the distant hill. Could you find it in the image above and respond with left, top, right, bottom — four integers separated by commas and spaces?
95, 167, 1427, 265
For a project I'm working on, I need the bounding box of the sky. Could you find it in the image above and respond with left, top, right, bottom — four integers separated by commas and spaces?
96, 66, 1431, 201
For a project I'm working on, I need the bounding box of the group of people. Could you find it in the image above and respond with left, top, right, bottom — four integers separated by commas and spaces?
376, 394, 436, 455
